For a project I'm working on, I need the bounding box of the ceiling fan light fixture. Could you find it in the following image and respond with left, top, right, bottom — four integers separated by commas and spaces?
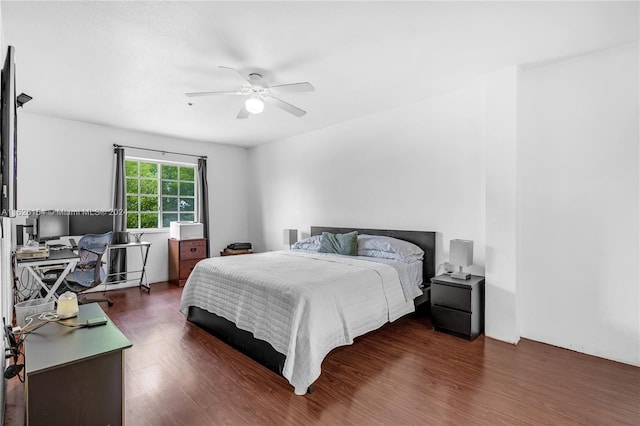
245, 97, 264, 114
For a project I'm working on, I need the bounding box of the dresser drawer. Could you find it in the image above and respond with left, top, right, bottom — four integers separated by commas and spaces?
180, 239, 207, 260
432, 282, 471, 312
179, 259, 201, 280
431, 305, 472, 337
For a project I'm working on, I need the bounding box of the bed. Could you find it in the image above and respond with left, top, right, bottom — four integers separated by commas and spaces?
180, 226, 436, 394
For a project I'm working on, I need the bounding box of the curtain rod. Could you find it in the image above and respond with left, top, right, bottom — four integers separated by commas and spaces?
113, 143, 207, 159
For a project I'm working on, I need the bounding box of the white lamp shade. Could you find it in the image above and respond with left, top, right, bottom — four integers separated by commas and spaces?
283, 229, 298, 246
450, 239, 473, 267
245, 97, 264, 114
56, 291, 78, 319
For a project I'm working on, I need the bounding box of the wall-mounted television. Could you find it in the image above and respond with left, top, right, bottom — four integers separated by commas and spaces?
0, 46, 17, 217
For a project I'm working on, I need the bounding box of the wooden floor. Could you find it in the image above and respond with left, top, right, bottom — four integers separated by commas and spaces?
4, 282, 640, 425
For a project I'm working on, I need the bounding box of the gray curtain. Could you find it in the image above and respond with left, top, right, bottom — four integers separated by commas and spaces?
197, 158, 210, 257
110, 146, 127, 281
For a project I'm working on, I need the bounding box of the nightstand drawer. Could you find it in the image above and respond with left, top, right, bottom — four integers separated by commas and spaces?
432, 283, 471, 312
179, 259, 201, 279
431, 305, 472, 337
180, 239, 207, 260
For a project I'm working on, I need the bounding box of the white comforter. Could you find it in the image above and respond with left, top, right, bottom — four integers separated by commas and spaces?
179, 250, 415, 394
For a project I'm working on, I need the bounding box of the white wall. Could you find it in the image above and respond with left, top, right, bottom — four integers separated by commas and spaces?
248, 84, 487, 277
518, 42, 639, 366
248, 41, 640, 367
16, 112, 249, 285
485, 67, 520, 344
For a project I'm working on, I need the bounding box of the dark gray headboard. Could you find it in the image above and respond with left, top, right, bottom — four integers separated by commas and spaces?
310, 226, 437, 286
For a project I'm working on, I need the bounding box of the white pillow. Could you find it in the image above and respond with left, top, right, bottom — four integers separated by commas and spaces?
357, 234, 424, 263
291, 235, 322, 251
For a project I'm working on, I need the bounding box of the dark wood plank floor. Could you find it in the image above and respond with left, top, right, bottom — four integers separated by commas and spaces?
5, 282, 640, 425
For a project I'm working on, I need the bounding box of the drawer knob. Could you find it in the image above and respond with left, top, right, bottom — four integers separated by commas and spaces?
190, 247, 197, 252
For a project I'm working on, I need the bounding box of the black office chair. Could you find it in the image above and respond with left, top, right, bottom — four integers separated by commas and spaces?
63, 231, 114, 307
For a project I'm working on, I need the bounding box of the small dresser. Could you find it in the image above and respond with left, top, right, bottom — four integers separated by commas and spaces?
168, 238, 207, 287
431, 274, 485, 341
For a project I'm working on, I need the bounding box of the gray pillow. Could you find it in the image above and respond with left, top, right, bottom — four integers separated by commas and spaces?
318, 231, 358, 256
357, 234, 424, 263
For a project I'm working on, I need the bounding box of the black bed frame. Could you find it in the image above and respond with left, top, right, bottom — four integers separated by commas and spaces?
187, 226, 437, 391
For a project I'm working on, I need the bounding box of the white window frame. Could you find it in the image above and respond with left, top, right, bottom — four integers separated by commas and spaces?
125, 156, 198, 231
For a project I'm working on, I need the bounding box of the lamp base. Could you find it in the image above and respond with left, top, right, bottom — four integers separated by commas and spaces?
451, 271, 470, 280
57, 310, 78, 319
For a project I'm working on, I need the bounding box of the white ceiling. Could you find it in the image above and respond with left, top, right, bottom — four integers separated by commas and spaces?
2, 1, 638, 147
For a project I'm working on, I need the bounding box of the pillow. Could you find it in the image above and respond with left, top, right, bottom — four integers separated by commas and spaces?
318, 231, 358, 256
291, 235, 322, 251
357, 234, 424, 263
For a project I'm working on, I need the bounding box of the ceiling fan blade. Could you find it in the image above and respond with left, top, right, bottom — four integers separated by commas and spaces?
219, 66, 254, 86
236, 104, 249, 119
268, 82, 315, 93
185, 90, 243, 98
265, 95, 307, 117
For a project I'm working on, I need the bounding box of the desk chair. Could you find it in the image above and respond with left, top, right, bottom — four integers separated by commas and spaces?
63, 231, 114, 307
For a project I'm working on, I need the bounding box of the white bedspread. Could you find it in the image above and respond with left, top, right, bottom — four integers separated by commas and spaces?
179, 250, 415, 394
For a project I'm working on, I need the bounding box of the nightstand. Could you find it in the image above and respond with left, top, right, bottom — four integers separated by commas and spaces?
430, 274, 485, 341
168, 238, 207, 287
220, 249, 253, 256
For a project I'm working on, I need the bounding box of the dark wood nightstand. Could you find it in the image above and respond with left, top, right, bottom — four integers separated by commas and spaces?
168, 238, 207, 287
430, 274, 485, 341
220, 249, 253, 256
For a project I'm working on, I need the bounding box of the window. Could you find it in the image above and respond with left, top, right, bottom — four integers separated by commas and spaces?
125, 159, 197, 229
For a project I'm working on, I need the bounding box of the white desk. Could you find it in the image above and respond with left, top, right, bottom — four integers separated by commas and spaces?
15, 249, 79, 302
105, 241, 151, 292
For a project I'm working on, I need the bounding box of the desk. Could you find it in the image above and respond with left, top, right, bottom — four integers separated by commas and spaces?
105, 241, 151, 292
15, 249, 79, 302
23, 303, 132, 426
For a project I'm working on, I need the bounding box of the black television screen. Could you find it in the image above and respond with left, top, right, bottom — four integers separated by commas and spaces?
0, 46, 17, 217
69, 212, 114, 236
37, 214, 70, 242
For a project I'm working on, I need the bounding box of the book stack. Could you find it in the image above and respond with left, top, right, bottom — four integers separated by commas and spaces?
221, 242, 252, 256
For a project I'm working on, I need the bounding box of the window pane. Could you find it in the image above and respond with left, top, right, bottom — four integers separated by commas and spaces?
140, 196, 158, 212
179, 197, 194, 212
127, 213, 139, 229
140, 213, 158, 229
125, 159, 194, 230
180, 167, 194, 181
139, 162, 157, 178
162, 165, 178, 180
162, 197, 178, 212
125, 160, 138, 177
179, 182, 194, 196
162, 181, 178, 196
126, 196, 138, 211
126, 178, 138, 194
162, 213, 178, 227
140, 179, 158, 195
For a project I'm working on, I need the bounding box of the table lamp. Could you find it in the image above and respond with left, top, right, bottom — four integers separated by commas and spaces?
283, 229, 298, 249
450, 239, 473, 280
56, 291, 79, 319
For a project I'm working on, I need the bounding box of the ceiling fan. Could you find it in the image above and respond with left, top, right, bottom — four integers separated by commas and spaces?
186, 66, 314, 119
